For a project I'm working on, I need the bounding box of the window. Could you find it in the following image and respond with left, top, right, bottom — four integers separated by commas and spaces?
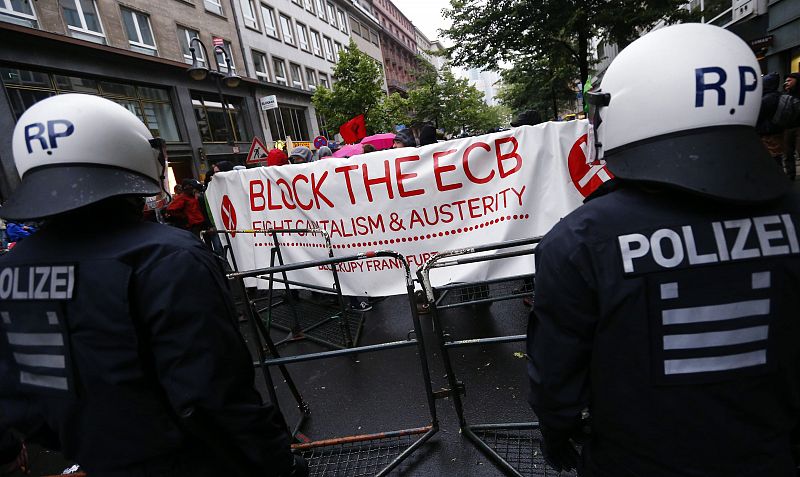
370, 29, 379, 46
334, 41, 343, 62
0, 0, 38, 28
267, 106, 309, 141
295, 22, 309, 51
289, 63, 303, 89
240, 0, 258, 29
1, 67, 180, 141
272, 57, 287, 85
59, 0, 105, 43
214, 39, 236, 73
178, 26, 204, 65
304, 0, 315, 14
318, 73, 329, 89
192, 91, 247, 143
322, 36, 334, 61
291, 0, 301, 6
305, 68, 317, 91
204, 0, 223, 15
121, 8, 156, 55
310, 29, 322, 57
350, 17, 361, 37
326, 3, 336, 26
260, 4, 278, 37
252, 50, 269, 81
279, 14, 294, 45
316, 0, 326, 20
337, 8, 347, 33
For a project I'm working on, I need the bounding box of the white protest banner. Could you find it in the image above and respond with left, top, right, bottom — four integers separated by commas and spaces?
206, 121, 608, 296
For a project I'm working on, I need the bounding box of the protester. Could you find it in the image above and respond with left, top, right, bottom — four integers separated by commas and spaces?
511, 110, 543, 127
316, 145, 333, 160
267, 147, 289, 167
393, 128, 416, 148
418, 124, 437, 146
528, 24, 798, 476
5, 222, 36, 243
0, 94, 306, 477
783, 72, 800, 179
757, 73, 785, 170
362, 143, 376, 154
288, 146, 313, 164
166, 178, 206, 236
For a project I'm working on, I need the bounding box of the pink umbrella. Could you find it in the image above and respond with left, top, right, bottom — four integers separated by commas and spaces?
360, 133, 396, 151
332, 143, 365, 158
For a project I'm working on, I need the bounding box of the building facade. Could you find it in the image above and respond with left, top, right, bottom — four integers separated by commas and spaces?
0, 0, 394, 201
371, 0, 417, 93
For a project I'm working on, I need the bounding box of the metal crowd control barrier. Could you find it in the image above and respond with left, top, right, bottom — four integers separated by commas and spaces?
202, 228, 364, 349
417, 237, 570, 477
230, 251, 439, 476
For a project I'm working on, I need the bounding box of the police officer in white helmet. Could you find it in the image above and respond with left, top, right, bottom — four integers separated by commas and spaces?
0, 94, 307, 477
527, 24, 798, 476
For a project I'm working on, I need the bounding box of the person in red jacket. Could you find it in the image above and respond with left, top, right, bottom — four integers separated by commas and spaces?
166, 178, 205, 236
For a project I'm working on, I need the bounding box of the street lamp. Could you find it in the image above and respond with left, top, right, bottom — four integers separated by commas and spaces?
187, 37, 241, 146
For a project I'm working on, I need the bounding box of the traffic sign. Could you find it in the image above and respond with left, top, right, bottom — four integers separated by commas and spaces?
245, 136, 269, 164
313, 135, 328, 149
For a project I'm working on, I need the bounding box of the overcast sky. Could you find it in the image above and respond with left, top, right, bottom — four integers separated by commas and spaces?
390, 0, 453, 45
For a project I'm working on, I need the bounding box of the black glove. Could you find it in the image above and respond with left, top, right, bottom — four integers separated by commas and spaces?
280, 454, 308, 477
540, 425, 580, 473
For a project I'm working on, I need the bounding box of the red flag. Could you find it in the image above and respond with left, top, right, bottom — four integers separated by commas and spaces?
339, 115, 367, 144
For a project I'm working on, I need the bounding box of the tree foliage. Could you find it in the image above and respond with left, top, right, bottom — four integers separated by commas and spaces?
443, 0, 696, 85
496, 54, 579, 121
312, 39, 386, 134
407, 62, 508, 136
313, 41, 507, 138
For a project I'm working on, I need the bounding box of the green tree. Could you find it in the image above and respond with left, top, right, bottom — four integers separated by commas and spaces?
497, 54, 579, 120
407, 64, 507, 136
312, 39, 386, 134
443, 0, 696, 85
369, 92, 412, 133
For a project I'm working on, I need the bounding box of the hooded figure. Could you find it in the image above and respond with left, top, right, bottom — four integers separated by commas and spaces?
288, 146, 313, 164
418, 124, 437, 146
392, 128, 416, 148
266, 148, 289, 167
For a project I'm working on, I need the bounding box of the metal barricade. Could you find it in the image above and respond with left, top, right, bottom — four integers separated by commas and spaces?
417, 237, 571, 477
202, 228, 364, 349
231, 251, 439, 476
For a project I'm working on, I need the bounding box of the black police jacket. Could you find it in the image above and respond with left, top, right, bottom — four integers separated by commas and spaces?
0, 218, 293, 475
528, 184, 800, 477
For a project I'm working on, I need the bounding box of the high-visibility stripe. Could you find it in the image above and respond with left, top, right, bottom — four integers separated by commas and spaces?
664, 350, 766, 375
19, 371, 68, 390
47, 311, 58, 325
6, 332, 64, 346
13, 352, 65, 369
663, 325, 768, 350
1, 312, 9, 324
662, 299, 769, 325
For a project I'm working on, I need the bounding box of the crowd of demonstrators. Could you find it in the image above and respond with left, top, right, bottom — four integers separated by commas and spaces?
0, 94, 306, 477
165, 178, 206, 236
758, 73, 787, 169
783, 72, 800, 179
528, 24, 800, 477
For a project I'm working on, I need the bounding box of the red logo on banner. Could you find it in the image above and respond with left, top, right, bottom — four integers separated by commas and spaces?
568, 134, 613, 198
221, 195, 237, 236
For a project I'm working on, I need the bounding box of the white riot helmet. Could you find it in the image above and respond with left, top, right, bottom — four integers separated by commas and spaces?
586, 23, 788, 202
0, 93, 166, 220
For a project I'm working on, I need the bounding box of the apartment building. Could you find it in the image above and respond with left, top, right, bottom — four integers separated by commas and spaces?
0, 0, 398, 199
0, 0, 267, 199
371, 0, 417, 93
